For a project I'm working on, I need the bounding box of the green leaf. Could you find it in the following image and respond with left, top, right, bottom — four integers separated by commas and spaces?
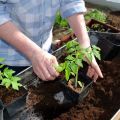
75, 59, 83, 67
5, 82, 11, 88
70, 62, 78, 74
86, 52, 93, 63
66, 48, 76, 54
12, 82, 22, 90
65, 62, 71, 81
1, 78, 10, 85
54, 63, 65, 72
92, 45, 101, 51
93, 50, 101, 60
11, 76, 21, 82
3, 68, 15, 78
0, 64, 4, 68
66, 40, 79, 49
65, 55, 74, 61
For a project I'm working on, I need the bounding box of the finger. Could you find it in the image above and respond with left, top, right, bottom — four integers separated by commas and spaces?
47, 65, 59, 77
50, 56, 60, 76
40, 64, 56, 81
92, 63, 103, 78
93, 72, 99, 82
33, 67, 46, 81
87, 66, 94, 78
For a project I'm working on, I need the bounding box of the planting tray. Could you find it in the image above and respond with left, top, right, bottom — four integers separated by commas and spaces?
2, 44, 93, 120
87, 19, 120, 33
88, 31, 120, 60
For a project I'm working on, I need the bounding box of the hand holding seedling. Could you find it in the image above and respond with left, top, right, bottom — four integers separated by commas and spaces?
87, 55, 103, 82
31, 50, 59, 81
55, 40, 103, 88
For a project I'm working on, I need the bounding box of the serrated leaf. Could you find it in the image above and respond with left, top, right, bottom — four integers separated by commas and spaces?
12, 82, 19, 90
93, 50, 101, 60
67, 48, 75, 54
70, 62, 78, 74
1, 78, 10, 85
65, 55, 74, 61
11, 76, 21, 82
3, 68, 15, 78
65, 62, 71, 81
92, 45, 101, 51
86, 52, 93, 63
54, 63, 65, 72
75, 59, 83, 67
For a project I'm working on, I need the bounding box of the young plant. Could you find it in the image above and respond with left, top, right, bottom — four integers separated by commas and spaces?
55, 40, 101, 89
85, 9, 107, 23
0, 58, 22, 90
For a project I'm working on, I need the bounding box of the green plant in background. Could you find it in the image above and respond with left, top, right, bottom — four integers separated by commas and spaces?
85, 9, 107, 23
0, 58, 22, 90
54, 11, 69, 29
55, 40, 101, 88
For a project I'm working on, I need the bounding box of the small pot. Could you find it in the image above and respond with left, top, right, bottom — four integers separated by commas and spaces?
0, 87, 27, 120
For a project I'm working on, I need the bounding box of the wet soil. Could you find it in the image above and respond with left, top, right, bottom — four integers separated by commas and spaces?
54, 58, 120, 120
11, 58, 120, 120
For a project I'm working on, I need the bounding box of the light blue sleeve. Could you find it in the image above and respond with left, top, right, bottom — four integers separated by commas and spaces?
60, 0, 87, 19
0, 0, 11, 25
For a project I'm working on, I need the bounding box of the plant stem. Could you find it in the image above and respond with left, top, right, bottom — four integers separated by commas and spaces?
75, 68, 78, 88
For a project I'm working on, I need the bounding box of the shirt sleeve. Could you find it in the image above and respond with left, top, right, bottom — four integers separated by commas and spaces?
59, 0, 87, 19
0, 0, 11, 25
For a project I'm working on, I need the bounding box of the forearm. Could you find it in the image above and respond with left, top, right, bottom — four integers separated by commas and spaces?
67, 13, 90, 48
0, 21, 42, 60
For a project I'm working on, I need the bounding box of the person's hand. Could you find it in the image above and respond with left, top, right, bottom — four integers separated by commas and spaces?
30, 49, 59, 81
87, 56, 103, 82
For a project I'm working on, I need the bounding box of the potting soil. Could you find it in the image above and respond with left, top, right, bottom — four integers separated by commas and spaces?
11, 58, 120, 120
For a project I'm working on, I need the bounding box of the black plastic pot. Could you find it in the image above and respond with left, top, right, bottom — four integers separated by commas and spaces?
9, 72, 93, 120
0, 100, 4, 120
0, 87, 27, 120
88, 31, 120, 60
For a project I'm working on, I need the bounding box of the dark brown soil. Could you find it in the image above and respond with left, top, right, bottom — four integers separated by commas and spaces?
54, 58, 120, 120
0, 87, 26, 105
107, 11, 120, 30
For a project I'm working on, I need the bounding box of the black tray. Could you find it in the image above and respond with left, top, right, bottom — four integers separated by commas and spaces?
88, 31, 120, 60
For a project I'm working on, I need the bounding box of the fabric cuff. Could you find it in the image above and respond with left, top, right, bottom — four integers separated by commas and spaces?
60, 1, 87, 19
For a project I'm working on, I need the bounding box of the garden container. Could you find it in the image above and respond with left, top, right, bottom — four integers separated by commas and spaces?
0, 86, 27, 120
87, 19, 120, 33
88, 31, 120, 60
7, 44, 93, 120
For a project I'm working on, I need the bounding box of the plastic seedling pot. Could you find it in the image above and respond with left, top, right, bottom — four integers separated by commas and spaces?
0, 100, 10, 120
0, 86, 27, 120
88, 31, 120, 60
